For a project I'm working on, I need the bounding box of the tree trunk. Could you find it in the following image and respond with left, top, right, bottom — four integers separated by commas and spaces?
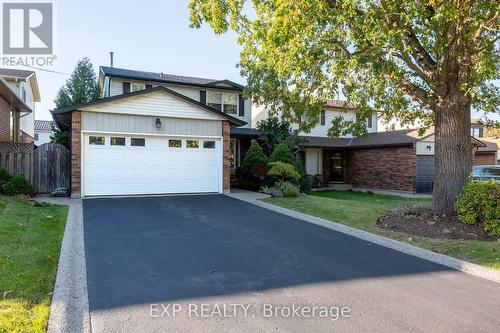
432, 89, 472, 215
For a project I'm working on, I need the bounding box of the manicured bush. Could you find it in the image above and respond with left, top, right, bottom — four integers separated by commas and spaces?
241, 142, 268, 171
266, 161, 300, 184
261, 180, 300, 198
294, 160, 312, 194
268, 143, 295, 165
455, 179, 500, 236
3, 175, 36, 197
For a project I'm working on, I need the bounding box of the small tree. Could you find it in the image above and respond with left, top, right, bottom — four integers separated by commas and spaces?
52, 56, 100, 148
256, 116, 303, 156
268, 143, 295, 165
241, 141, 268, 171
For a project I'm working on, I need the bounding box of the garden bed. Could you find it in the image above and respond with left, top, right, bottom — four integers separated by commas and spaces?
377, 206, 499, 241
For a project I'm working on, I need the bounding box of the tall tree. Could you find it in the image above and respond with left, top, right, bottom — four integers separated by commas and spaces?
51, 57, 100, 147
189, 0, 499, 214
256, 116, 303, 155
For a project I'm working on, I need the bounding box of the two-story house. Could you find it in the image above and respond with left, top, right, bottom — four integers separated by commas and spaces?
0, 68, 40, 143
52, 66, 249, 197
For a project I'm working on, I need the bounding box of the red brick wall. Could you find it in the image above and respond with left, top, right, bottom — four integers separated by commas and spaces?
345, 145, 416, 192
21, 131, 34, 143
474, 152, 496, 166
71, 111, 81, 198
0, 97, 11, 142
223, 121, 231, 192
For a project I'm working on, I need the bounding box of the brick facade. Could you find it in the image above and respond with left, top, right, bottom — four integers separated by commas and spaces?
21, 131, 34, 143
345, 145, 416, 192
71, 111, 81, 198
474, 152, 496, 166
0, 97, 11, 142
223, 121, 231, 193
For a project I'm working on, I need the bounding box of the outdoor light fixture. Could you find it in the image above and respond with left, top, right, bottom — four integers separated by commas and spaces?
155, 118, 161, 128
426, 145, 432, 151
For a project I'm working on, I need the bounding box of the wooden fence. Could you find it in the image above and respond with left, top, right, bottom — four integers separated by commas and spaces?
0, 142, 34, 183
0, 142, 70, 193
33, 143, 70, 193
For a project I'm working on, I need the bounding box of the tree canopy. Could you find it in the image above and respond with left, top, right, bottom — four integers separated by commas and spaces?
189, 0, 499, 134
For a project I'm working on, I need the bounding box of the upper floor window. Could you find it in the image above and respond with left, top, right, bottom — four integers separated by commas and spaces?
355, 113, 373, 128
22, 87, 26, 103
207, 92, 238, 114
320, 110, 325, 126
471, 127, 483, 138
131, 82, 145, 92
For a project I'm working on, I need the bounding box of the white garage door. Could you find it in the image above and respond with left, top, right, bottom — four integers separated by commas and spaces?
82, 134, 221, 196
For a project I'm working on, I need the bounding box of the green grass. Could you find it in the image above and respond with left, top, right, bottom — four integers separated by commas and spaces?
0, 196, 68, 333
263, 191, 500, 270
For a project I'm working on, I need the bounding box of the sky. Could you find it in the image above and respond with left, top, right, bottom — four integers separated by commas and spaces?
6, 0, 496, 122
24, 0, 243, 120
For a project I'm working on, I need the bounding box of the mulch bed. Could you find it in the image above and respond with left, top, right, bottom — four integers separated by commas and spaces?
377, 206, 499, 241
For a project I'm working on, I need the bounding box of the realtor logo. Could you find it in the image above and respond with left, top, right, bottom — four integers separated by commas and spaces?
2, 1, 53, 54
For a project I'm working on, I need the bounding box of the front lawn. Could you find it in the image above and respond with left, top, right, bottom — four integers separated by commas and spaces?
263, 191, 500, 270
0, 196, 68, 333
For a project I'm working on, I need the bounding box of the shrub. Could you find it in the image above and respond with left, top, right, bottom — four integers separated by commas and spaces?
0, 169, 11, 193
261, 180, 300, 198
266, 162, 300, 185
294, 160, 312, 194
3, 175, 36, 197
455, 179, 500, 236
268, 143, 295, 165
241, 142, 268, 171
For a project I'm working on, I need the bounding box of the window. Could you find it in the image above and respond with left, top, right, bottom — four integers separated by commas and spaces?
131, 82, 145, 92
34, 133, 39, 141
89, 136, 105, 145
131, 138, 145, 146
22, 87, 27, 102
186, 140, 199, 148
367, 115, 373, 128
471, 127, 484, 138
230, 139, 240, 168
110, 137, 125, 146
207, 92, 238, 114
320, 110, 325, 126
169, 139, 182, 148
203, 141, 216, 149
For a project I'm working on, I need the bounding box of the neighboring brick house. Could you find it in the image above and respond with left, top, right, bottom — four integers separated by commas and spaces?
0, 69, 41, 143
475, 138, 499, 165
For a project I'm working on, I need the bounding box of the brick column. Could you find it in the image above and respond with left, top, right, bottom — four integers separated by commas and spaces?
71, 111, 82, 198
0, 97, 10, 142
222, 121, 231, 193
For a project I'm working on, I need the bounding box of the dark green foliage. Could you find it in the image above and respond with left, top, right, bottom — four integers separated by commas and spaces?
49, 122, 70, 148
0, 168, 11, 184
54, 56, 100, 108
241, 141, 268, 171
3, 175, 36, 197
256, 116, 303, 156
268, 143, 295, 165
294, 160, 312, 194
266, 161, 300, 185
456, 180, 500, 236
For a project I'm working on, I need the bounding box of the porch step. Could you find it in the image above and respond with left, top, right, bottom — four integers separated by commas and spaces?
328, 183, 353, 191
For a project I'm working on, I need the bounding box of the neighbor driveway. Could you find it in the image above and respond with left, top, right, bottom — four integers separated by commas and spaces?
83, 195, 500, 332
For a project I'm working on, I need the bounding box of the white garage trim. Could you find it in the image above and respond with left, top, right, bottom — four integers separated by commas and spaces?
81, 131, 223, 197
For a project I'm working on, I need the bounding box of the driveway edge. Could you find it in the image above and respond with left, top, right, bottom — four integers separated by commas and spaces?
43, 198, 91, 333
226, 193, 500, 284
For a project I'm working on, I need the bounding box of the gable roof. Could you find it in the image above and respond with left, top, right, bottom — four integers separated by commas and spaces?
0, 68, 41, 101
100, 66, 245, 91
51, 86, 246, 130
35, 120, 54, 131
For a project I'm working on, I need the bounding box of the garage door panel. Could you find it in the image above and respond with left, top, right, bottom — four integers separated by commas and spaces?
83, 135, 221, 196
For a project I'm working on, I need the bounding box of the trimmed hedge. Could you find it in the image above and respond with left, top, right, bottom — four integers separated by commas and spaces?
268, 143, 295, 165
455, 179, 500, 236
3, 175, 36, 197
266, 161, 300, 184
242, 142, 268, 171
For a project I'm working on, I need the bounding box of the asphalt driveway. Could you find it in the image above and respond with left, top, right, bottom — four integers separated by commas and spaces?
83, 195, 500, 332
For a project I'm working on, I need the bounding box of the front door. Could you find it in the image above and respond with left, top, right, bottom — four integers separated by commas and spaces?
329, 152, 344, 182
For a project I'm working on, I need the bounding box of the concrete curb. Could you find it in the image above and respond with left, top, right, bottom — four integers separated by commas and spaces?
227, 193, 500, 284
41, 198, 91, 333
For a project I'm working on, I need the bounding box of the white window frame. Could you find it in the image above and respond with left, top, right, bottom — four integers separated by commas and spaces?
207, 91, 239, 115
131, 82, 145, 92
230, 138, 240, 169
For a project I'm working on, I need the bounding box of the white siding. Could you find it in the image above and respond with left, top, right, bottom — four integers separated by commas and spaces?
81, 91, 226, 121
416, 135, 435, 155
35, 130, 52, 145
106, 77, 251, 128
81, 112, 222, 137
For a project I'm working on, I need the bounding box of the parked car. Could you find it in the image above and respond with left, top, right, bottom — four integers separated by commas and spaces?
471, 165, 500, 182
